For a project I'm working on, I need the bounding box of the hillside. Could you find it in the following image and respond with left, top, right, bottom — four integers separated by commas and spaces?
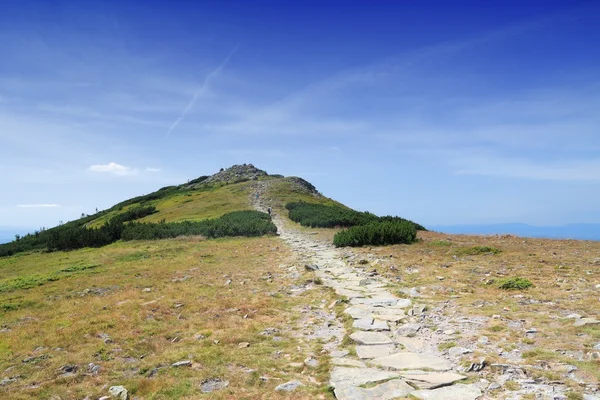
1, 165, 598, 400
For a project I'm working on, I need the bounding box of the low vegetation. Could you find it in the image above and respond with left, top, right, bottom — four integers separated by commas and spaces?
0, 236, 335, 399
285, 202, 426, 231
496, 276, 533, 290
121, 211, 277, 241
455, 245, 501, 256
333, 220, 417, 247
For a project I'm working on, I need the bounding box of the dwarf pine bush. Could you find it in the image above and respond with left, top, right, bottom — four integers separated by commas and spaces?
333, 220, 417, 247
286, 202, 426, 231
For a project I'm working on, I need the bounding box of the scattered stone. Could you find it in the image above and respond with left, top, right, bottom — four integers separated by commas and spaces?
465, 358, 486, 372
488, 382, 501, 390
443, 329, 456, 335
304, 264, 319, 271
200, 378, 229, 393
395, 298, 413, 308
108, 385, 128, 400
88, 363, 101, 374
356, 344, 396, 359
99, 333, 113, 344
58, 364, 78, 377
275, 380, 304, 392
0, 377, 17, 386
238, 342, 250, 348
395, 323, 421, 337
448, 346, 472, 358
171, 360, 192, 368
594, 343, 600, 350
478, 336, 489, 345
224, 279, 232, 286
574, 318, 600, 327
350, 331, 393, 345
142, 288, 152, 292
369, 352, 452, 371
409, 304, 427, 316
410, 383, 482, 400
194, 334, 206, 340
583, 395, 600, 400
22, 354, 48, 364
565, 313, 582, 319
304, 356, 319, 368
525, 328, 537, 334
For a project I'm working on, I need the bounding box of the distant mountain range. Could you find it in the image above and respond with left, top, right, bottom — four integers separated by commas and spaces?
428, 223, 600, 241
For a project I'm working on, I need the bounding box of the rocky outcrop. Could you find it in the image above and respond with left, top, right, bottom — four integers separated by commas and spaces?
188, 164, 268, 188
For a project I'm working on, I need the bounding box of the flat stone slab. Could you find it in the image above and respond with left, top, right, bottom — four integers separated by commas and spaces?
329, 367, 399, 388
350, 331, 393, 345
353, 318, 389, 331
331, 358, 367, 368
351, 297, 398, 306
370, 352, 453, 371
574, 318, 600, 327
356, 344, 396, 359
410, 383, 482, 399
334, 379, 414, 400
344, 307, 373, 320
336, 288, 366, 299
374, 313, 406, 323
392, 298, 412, 308
400, 372, 467, 389
395, 336, 426, 352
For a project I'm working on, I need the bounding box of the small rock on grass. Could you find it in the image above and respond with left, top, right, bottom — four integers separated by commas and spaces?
171, 360, 192, 368
200, 378, 229, 393
238, 342, 250, 348
304, 356, 319, 367
275, 380, 304, 392
108, 385, 128, 400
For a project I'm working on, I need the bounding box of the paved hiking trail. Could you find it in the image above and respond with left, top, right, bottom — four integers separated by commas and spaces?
252, 182, 572, 400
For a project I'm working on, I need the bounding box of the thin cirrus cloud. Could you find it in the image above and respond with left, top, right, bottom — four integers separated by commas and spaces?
17, 204, 61, 208
88, 163, 163, 176
88, 162, 138, 176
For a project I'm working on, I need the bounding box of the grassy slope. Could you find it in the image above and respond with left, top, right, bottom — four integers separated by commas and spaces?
0, 177, 338, 399
0, 237, 336, 399
353, 231, 600, 391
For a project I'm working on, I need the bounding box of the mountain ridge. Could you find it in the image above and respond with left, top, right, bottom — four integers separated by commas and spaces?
430, 222, 600, 241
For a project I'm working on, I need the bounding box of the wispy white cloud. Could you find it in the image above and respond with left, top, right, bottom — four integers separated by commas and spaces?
88, 162, 138, 176
165, 45, 239, 138
145, 167, 162, 172
452, 155, 600, 182
17, 204, 61, 208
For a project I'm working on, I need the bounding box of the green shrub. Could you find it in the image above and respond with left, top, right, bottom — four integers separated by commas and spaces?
121, 211, 277, 241
496, 277, 533, 290
333, 221, 417, 247
285, 202, 426, 231
455, 246, 501, 256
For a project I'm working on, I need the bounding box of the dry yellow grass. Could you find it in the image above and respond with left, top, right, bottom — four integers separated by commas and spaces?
350, 231, 600, 389
0, 236, 336, 399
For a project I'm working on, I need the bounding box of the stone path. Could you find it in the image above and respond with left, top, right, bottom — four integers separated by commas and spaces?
251, 182, 586, 399
251, 185, 481, 399
274, 224, 481, 399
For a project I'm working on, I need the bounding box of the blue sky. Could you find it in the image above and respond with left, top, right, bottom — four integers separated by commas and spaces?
1, 0, 600, 230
